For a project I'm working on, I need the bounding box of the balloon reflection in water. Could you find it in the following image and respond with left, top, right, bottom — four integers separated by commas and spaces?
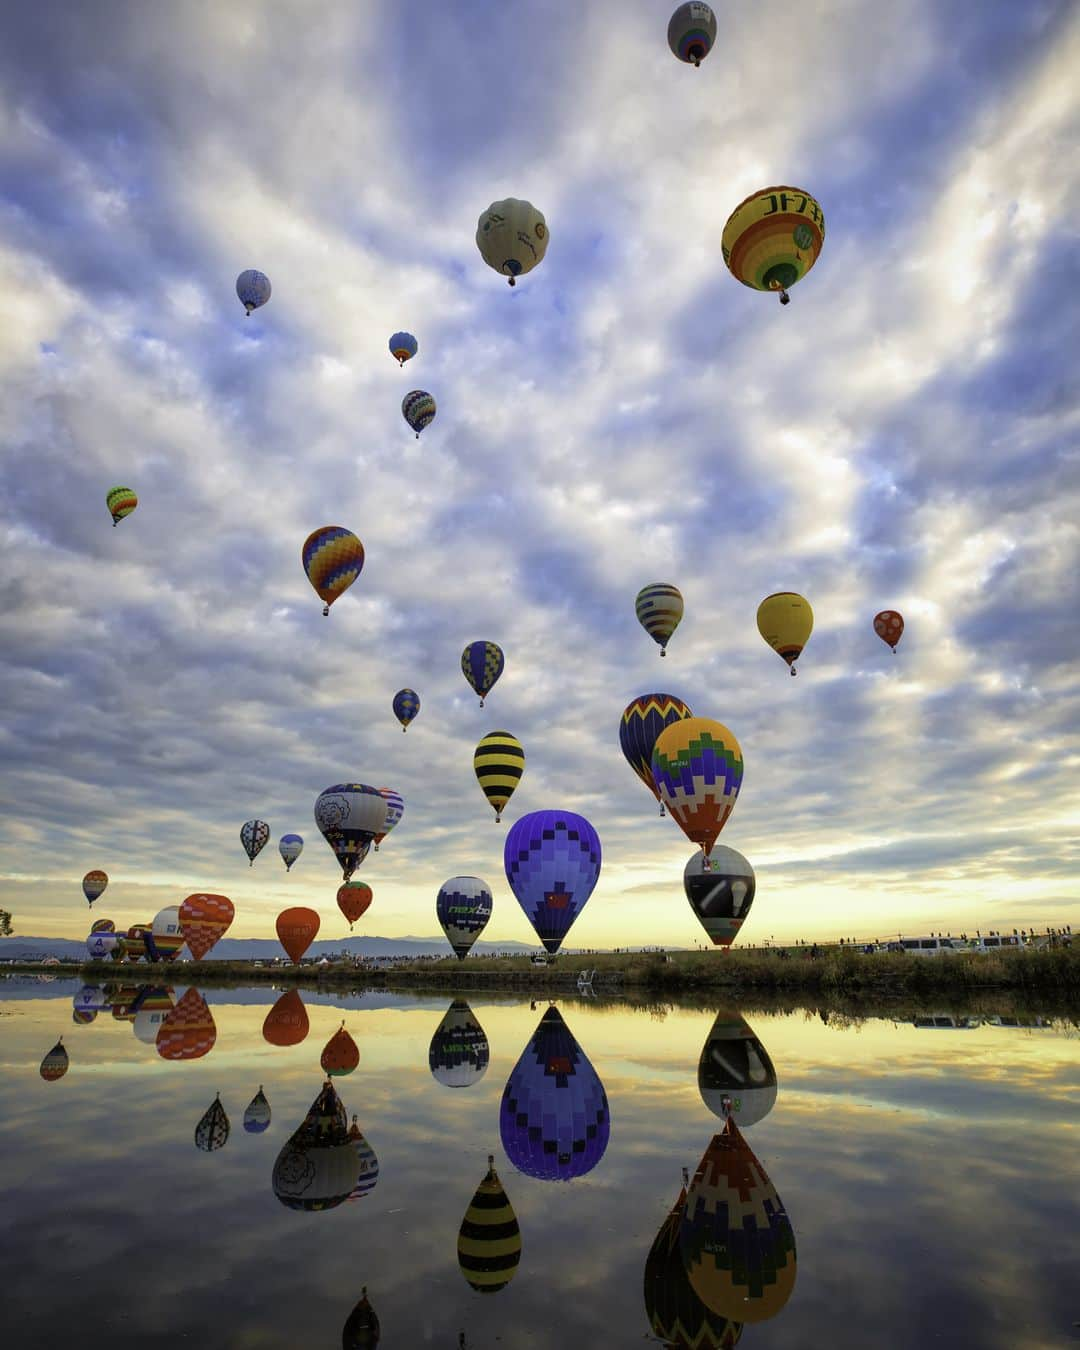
39, 1039, 69, 1082
342, 1287, 380, 1348
263, 989, 309, 1047
73, 985, 107, 1015
321, 1023, 360, 1077
698, 1012, 777, 1128
72, 1007, 97, 1026
430, 1000, 489, 1089
132, 987, 175, 1045
244, 1086, 272, 1133
644, 1169, 742, 1348
680, 1119, 796, 1325
273, 1081, 359, 1212
347, 1116, 379, 1201
458, 1154, 521, 1294
156, 988, 217, 1061
195, 1093, 230, 1152
499, 1005, 610, 1181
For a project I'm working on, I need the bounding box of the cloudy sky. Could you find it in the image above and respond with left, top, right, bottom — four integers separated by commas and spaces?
1, 0, 1077, 950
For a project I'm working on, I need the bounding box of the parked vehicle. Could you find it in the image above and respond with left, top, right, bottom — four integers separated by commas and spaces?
966, 935, 1023, 953
897, 937, 965, 956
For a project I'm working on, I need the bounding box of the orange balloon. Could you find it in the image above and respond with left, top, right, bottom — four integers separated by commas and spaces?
276, 906, 320, 963
179, 893, 235, 961
321, 1022, 360, 1076
337, 882, 373, 929
873, 609, 904, 652
156, 988, 217, 1061
262, 989, 310, 1047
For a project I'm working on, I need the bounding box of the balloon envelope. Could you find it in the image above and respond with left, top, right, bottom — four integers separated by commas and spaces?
146, 906, 185, 962
668, 2, 718, 66
683, 847, 756, 947
133, 987, 176, 1044
372, 787, 403, 848
236, 268, 271, 314
698, 1011, 778, 1128
500, 1006, 610, 1181
429, 1000, 490, 1088
436, 876, 493, 959
342, 1289, 380, 1349
82, 870, 108, 904
652, 719, 743, 859
279, 833, 304, 871
178, 893, 234, 961
389, 331, 417, 365
347, 1116, 380, 1201
321, 1025, 360, 1077
272, 1081, 359, 1212
459, 1157, 521, 1293
874, 609, 904, 651
39, 1039, 69, 1082
156, 988, 217, 1061
402, 389, 436, 437
337, 881, 373, 929
105, 487, 137, 526
636, 584, 684, 656
263, 988, 310, 1047
504, 810, 602, 954
302, 526, 365, 614
476, 198, 548, 285
722, 188, 825, 302
474, 731, 524, 822
195, 1094, 230, 1152
756, 592, 813, 673
619, 693, 693, 808
241, 819, 270, 864
461, 641, 504, 706
86, 932, 118, 961
90, 917, 116, 934
73, 985, 107, 1013
314, 784, 386, 880
244, 1086, 272, 1133
392, 688, 420, 730
276, 907, 320, 963
644, 1179, 742, 1348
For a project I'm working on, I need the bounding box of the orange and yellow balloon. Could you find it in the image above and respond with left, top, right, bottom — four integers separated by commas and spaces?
652, 718, 743, 861
722, 186, 825, 306
302, 526, 365, 616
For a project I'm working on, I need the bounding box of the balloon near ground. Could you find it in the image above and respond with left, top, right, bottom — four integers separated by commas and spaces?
500, 1006, 610, 1181
874, 609, 904, 652
273, 1080, 359, 1213
236, 268, 271, 315
392, 687, 420, 731
372, 787, 403, 850
652, 719, 744, 861
722, 186, 825, 305
683, 846, 756, 947
458, 1155, 521, 1293
82, 870, 108, 904
156, 988, 217, 1062
504, 809, 602, 954
86, 931, 118, 960
401, 388, 436, 438
146, 906, 185, 962
39, 1039, 69, 1082
302, 525, 365, 616
388, 330, 417, 366
429, 999, 489, 1089
263, 988, 309, 1047
240, 818, 270, 865
461, 640, 504, 706
90, 917, 116, 934
619, 693, 693, 813
756, 592, 813, 674
337, 881, 373, 929
636, 583, 684, 656
276, 906, 320, 963
178, 893, 234, 961
698, 1010, 778, 1128
668, 2, 717, 67
244, 1086, 272, 1134
314, 783, 387, 880
476, 197, 548, 286
436, 876, 493, 958
474, 731, 524, 822
105, 486, 137, 526
195, 1094, 230, 1152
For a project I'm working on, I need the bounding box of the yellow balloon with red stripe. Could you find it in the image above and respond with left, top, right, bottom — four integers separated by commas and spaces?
722, 186, 824, 305
756, 592, 813, 675
302, 526, 365, 616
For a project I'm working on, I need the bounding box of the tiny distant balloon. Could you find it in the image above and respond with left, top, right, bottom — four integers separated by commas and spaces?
241, 819, 270, 865
105, 487, 137, 527
156, 988, 217, 1062
39, 1039, 69, 1082
314, 784, 387, 880
619, 693, 693, 814
195, 1093, 230, 1152
342, 1288, 380, 1348
653, 719, 743, 862
668, 2, 718, 66
476, 198, 549, 286
347, 1116, 380, 1202
244, 1086, 272, 1134
146, 905, 185, 962
436, 876, 493, 959
459, 1155, 521, 1293
337, 881, 373, 930
504, 810, 601, 954
474, 731, 524, 823
698, 1010, 778, 1128
272, 1080, 359, 1213
82, 870, 108, 904
302, 525, 365, 616
392, 688, 420, 732
636, 583, 684, 656
461, 640, 504, 707
279, 833, 304, 871
722, 186, 825, 306
236, 268, 271, 315
430, 999, 490, 1088
874, 609, 904, 652
178, 893, 234, 961
321, 1023, 360, 1077
684, 846, 756, 947
388, 331, 417, 366
263, 988, 309, 1047
756, 592, 813, 674
372, 787, 403, 851
276, 906, 320, 964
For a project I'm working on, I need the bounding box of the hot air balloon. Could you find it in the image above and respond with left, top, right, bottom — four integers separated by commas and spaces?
402, 389, 436, 438
82, 870, 108, 904
315, 783, 387, 880
619, 693, 694, 815
178, 893, 234, 961
146, 906, 185, 962
86, 931, 118, 961
39, 1039, 69, 1082
342, 1288, 380, 1349
244, 1086, 272, 1134
504, 810, 601, 955
500, 1005, 610, 1181
461, 640, 504, 707
683, 847, 755, 947
436, 876, 494, 959
372, 787, 403, 851
698, 1011, 778, 1129
476, 198, 549, 286
337, 881, 373, 930
272, 1080, 359, 1212
241, 819, 270, 865
668, 2, 718, 67
430, 1000, 490, 1088
874, 609, 904, 652
459, 1155, 522, 1293
105, 487, 137, 527
644, 1171, 742, 1349
680, 1120, 796, 1324
347, 1116, 379, 1201
276, 906, 320, 964
321, 1023, 360, 1077
636, 584, 684, 656
195, 1093, 230, 1152
72, 1007, 97, 1026
156, 988, 217, 1061
263, 988, 310, 1047
722, 187, 825, 306
236, 268, 271, 315
279, 833, 304, 871
73, 985, 107, 1015
652, 719, 743, 863
110, 985, 142, 1020
388, 331, 417, 366
756, 592, 813, 674
90, 917, 115, 934
392, 687, 420, 731
132, 986, 176, 1044
302, 525, 365, 616
120, 924, 151, 962
474, 732, 524, 822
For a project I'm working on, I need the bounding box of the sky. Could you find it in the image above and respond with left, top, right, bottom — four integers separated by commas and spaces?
1, 0, 1078, 950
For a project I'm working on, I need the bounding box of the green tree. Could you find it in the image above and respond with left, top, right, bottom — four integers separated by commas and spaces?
0, 909, 12, 937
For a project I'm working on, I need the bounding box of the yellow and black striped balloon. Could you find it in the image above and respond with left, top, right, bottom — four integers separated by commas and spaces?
458, 1156, 522, 1294
473, 731, 524, 822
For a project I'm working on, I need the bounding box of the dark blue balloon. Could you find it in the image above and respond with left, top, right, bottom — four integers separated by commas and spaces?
499, 1006, 610, 1182
503, 810, 601, 954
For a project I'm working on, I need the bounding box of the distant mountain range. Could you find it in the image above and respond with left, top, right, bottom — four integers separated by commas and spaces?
0, 934, 540, 962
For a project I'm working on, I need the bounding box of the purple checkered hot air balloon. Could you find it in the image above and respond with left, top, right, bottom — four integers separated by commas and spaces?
499, 1005, 610, 1182
503, 810, 601, 954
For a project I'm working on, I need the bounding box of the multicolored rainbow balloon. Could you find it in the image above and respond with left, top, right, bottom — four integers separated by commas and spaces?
302, 526, 365, 616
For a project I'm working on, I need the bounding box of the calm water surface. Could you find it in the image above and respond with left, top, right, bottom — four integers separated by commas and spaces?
1, 979, 1077, 1349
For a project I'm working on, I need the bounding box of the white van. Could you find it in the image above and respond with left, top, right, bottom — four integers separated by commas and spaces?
898, 937, 965, 957
966, 935, 1022, 953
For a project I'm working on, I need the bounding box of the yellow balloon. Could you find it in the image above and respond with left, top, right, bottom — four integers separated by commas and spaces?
756, 592, 813, 675
721, 186, 825, 306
